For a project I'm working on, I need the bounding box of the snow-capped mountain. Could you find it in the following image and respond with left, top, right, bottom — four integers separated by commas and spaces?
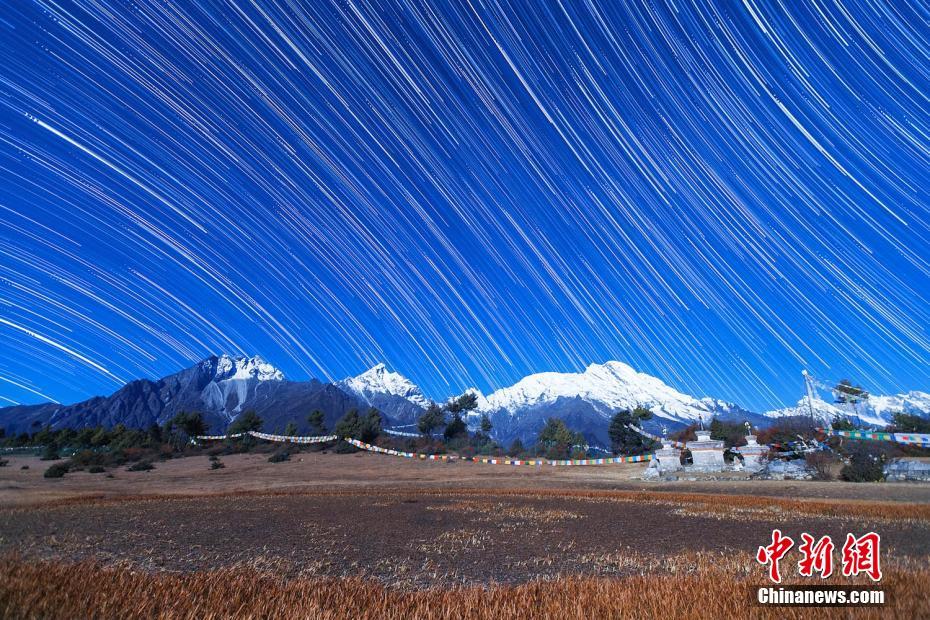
7, 354, 923, 445
462, 361, 763, 444
200, 355, 284, 416
337, 363, 429, 423
477, 361, 723, 420
765, 391, 930, 428
212, 354, 284, 382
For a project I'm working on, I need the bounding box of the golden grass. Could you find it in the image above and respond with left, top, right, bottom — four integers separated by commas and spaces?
1, 554, 927, 620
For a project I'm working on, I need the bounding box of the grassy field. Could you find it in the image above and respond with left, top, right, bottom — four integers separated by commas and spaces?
2, 451, 929, 618
2, 554, 927, 619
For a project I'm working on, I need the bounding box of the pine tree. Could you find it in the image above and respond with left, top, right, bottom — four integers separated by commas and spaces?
538, 418, 584, 459
607, 406, 656, 455
307, 410, 326, 435
417, 402, 445, 436
443, 413, 468, 441
228, 410, 263, 434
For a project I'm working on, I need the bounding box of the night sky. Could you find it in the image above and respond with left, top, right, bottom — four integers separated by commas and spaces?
1, 1, 928, 411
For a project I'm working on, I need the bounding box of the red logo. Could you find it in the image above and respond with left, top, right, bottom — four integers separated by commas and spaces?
756, 529, 794, 583
798, 533, 834, 578
758, 530, 882, 583
841, 532, 882, 581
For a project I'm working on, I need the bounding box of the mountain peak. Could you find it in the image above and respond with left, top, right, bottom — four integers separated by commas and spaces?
480, 360, 713, 422
338, 363, 428, 408
206, 355, 284, 382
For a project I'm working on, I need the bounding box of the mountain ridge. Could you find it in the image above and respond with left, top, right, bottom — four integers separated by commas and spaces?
1, 355, 927, 444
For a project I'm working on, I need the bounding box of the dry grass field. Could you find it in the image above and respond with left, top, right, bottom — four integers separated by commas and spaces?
2, 451, 929, 618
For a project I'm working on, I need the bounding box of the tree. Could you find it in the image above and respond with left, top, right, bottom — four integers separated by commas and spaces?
361, 408, 383, 442
167, 412, 207, 440
480, 414, 493, 436
284, 421, 298, 437
90, 426, 109, 448
537, 418, 584, 460
417, 402, 445, 436
334, 408, 382, 443
33, 424, 54, 446
228, 410, 263, 435
446, 392, 479, 415
889, 412, 930, 434
608, 406, 657, 455
307, 410, 326, 435
443, 413, 468, 441
508, 438, 525, 456
709, 417, 748, 449
146, 423, 163, 444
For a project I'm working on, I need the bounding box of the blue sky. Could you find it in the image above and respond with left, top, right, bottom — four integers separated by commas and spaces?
0, 1, 928, 411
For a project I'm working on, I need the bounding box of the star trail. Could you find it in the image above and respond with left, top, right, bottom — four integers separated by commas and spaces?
0, 0, 928, 410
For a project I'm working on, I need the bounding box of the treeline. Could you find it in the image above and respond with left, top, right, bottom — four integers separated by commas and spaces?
4, 388, 928, 482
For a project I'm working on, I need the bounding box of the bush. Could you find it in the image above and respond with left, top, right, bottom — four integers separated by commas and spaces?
210, 460, 225, 470
805, 451, 841, 481
127, 461, 154, 472
39, 445, 61, 461
208, 455, 219, 461
0, 459, 7, 467
43, 463, 69, 478
840, 444, 884, 482
69, 450, 108, 470
268, 450, 291, 463
88, 466, 106, 474
20, 465, 29, 470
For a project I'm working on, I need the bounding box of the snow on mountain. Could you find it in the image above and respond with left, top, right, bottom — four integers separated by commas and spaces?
210, 354, 285, 382
199, 355, 284, 418
477, 361, 725, 423
765, 392, 930, 428
338, 363, 429, 410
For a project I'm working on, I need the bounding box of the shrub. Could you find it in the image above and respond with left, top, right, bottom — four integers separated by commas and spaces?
0, 459, 7, 467
208, 454, 219, 461
39, 445, 61, 461
88, 466, 106, 474
69, 450, 108, 470
20, 465, 28, 470
268, 450, 291, 463
210, 460, 225, 470
840, 443, 884, 482
127, 461, 154, 472
43, 463, 69, 478
756, 416, 819, 447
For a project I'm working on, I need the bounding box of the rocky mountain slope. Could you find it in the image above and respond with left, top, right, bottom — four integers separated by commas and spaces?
0, 355, 367, 435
